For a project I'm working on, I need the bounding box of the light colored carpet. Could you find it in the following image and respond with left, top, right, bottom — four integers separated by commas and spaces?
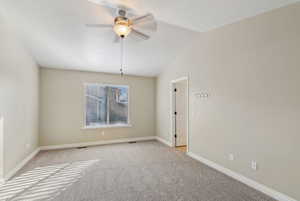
1, 160, 98, 201
14, 141, 276, 201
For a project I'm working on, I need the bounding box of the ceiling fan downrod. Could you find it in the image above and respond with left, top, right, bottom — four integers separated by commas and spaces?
120, 36, 125, 76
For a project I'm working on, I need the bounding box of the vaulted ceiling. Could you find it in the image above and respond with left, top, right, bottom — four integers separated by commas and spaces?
1, 0, 299, 76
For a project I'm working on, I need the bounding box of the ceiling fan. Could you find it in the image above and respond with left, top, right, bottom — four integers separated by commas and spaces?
86, 0, 157, 42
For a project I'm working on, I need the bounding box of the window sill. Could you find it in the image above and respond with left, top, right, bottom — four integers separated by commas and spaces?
82, 124, 132, 130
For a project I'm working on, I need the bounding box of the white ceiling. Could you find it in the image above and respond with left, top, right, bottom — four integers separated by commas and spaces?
1, 0, 299, 76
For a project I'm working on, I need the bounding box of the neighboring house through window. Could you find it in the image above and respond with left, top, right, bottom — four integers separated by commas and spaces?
85, 84, 129, 128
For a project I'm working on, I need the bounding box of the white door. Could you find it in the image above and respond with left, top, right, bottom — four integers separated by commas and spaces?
175, 81, 187, 146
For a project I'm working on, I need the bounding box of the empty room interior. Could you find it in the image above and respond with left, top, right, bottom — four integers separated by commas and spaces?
0, 0, 300, 200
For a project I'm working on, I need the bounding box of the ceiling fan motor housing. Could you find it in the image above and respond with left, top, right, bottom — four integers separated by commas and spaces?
118, 9, 127, 17
114, 16, 132, 38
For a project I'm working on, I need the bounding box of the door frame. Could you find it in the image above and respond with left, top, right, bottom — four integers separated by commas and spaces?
170, 76, 189, 152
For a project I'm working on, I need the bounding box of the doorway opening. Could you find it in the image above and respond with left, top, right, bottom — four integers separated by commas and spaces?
170, 77, 189, 153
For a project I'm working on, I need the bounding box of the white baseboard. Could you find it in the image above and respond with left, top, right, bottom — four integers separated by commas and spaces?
187, 152, 297, 201
156, 136, 173, 147
3, 148, 40, 182
40, 136, 156, 151
1, 136, 156, 182
1, 140, 297, 201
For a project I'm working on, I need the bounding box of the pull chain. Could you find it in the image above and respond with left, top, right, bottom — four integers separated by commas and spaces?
120, 36, 124, 76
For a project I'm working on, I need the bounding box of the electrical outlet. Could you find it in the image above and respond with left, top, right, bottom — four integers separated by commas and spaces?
26, 143, 31, 149
101, 131, 105, 136
229, 154, 234, 161
251, 161, 258, 171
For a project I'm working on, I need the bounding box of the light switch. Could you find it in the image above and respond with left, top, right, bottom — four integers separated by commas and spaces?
251, 161, 258, 171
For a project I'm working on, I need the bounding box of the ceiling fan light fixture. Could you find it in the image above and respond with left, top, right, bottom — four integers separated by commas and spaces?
113, 17, 132, 38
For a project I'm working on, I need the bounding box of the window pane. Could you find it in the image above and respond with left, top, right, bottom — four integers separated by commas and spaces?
108, 86, 128, 125
85, 84, 129, 127
86, 85, 107, 126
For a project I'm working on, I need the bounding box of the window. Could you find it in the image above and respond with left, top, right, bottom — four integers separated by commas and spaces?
85, 84, 129, 128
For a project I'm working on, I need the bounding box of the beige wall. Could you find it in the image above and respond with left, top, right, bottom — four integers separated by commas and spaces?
0, 116, 3, 179
39, 68, 156, 146
156, 3, 300, 200
0, 15, 39, 179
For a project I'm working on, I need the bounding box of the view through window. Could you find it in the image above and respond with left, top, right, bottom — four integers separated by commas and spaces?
85, 84, 129, 127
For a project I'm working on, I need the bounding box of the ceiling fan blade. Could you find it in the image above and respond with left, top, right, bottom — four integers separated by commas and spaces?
132, 13, 154, 24
86, 24, 113, 28
131, 29, 150, 40
114, 35, 120, 43
133, 21, 157, 32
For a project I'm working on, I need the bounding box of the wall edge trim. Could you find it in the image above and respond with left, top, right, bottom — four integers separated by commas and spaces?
156, 136, 173, 147
187, 151, 297, 201
40, 136, 156, 151
3, 148, 40, 182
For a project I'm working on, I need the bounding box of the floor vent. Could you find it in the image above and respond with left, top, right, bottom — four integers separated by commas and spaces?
128, 141, 137, 144
77, 146, 88, 149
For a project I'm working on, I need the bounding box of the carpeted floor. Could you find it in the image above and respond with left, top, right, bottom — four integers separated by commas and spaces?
13, 141, 276, 201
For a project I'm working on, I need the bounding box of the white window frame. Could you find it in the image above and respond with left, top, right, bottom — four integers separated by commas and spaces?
83, 83, 131, 129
